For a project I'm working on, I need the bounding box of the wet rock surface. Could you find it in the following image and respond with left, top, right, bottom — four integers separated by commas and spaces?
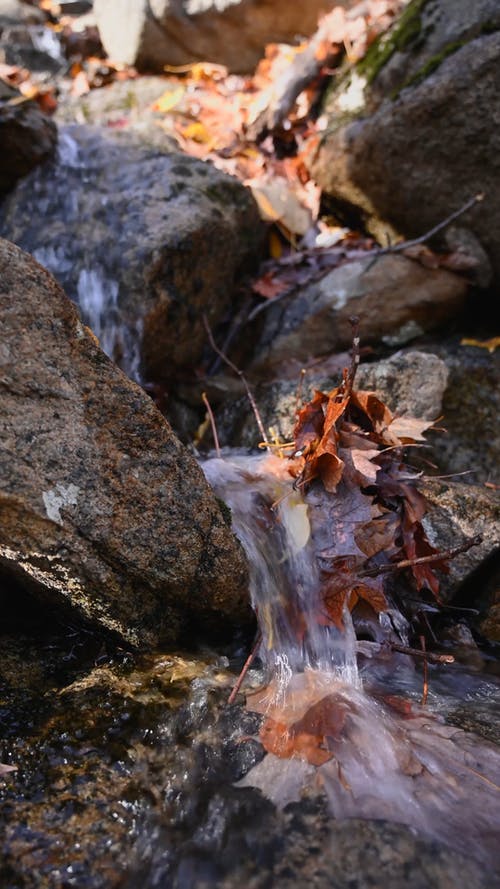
0, 124, 263, 382
422, 340, 500, 484
0, 636, 496, 889
0, 238, 250, 648
1, 3, 499, 885
93, 0, 341, 75
311, 0, 500, 283
0, 637, 248, 889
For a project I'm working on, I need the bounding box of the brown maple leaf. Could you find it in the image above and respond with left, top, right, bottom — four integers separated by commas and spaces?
259, 693, 349, 766
294, 387, 351, 491
319, 555, 388, 628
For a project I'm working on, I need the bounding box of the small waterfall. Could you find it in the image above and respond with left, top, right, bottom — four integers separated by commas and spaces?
203, 453, 360, 686
76, 268, 143, 382
203, 451, 500, 869
1, 127, 144, 382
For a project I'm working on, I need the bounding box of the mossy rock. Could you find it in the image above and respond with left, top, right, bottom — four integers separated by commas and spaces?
312, 0, 500, 287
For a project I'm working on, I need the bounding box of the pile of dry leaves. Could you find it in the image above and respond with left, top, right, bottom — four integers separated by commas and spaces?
281, 342, 448, 633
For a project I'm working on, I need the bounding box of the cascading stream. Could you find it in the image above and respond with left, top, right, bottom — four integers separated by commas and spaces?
2, 129, 144, 382
203, 451, 500, 871
203, 453, 360, 684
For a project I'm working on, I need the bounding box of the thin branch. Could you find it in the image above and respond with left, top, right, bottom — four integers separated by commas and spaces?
360, 534, 482, 579
295, 368, 307, 415
419, 608, 438, 644
388, 642, 454, 665
203, 314, 270, 451
424, 470, 476, 481
201, 391, 221, 458
340, 315, 360, 400
247, 194, 484, 324
420, 635, 429, 705
228, 631, 262, 704
378, 193, 484, 256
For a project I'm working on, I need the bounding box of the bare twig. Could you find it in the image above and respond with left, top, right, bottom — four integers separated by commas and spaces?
388, 642, 454, 665
228, 631, 263, 704
338, 315, 360, 400
201, 391, 221, 458
203, 314, 270, 451
361, 193, 484, 276
247, 194, 484, 326
378, 193, 484, 256
360, 534, 482, 579
424, 470, 476, 480
420, 635, 429, 705
419, 608, 439, 644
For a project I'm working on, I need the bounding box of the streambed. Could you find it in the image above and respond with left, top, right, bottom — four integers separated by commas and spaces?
1, 48, 499, 889
1, 631, 499, 889
1, 453, 499, 889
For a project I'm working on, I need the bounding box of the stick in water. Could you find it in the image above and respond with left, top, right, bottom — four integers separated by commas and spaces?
388, 642, 454, 665
360, 534, 482, 578
201, 391, 221, 458
420, 635, 429, 705
228, 631, 262, 705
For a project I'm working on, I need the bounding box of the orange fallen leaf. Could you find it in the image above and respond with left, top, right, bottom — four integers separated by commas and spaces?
461, 336, 500, 353
259, 694, 348, 766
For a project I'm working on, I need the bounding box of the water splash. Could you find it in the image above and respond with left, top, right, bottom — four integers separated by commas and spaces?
203, 452, 500, 869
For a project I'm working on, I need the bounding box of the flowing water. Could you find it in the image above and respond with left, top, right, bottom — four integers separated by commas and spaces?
1, 129, 143, 381
203, 453, 500, 871
2, 129, 499, 879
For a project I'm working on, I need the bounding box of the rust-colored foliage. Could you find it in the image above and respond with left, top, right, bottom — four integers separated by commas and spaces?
319, 556, 388, 629
290, 375, 445, 627
260, 694, 349, 766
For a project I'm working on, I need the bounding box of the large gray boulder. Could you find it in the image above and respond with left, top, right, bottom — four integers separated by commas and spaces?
422, 480, 500, 601
0, 239, 251, 648
0, 125, 263, 383
311, 0, 500, 283
94, 0, 343, 74
248, 253, 467, 377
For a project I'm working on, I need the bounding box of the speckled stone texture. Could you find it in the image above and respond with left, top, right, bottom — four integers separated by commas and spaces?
0, 238, 251, 647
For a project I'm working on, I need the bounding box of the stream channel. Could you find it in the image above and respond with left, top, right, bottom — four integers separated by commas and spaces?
1, 133, 499, 889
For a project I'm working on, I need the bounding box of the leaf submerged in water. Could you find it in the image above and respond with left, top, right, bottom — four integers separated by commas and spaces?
259, 693, 349, 766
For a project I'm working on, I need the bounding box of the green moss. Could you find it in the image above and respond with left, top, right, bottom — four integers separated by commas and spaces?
357, 0, 431, 85
392, 18, 500, 97
480, 19, 500, 35
216, 497, 232, 527
393, 39, 466, 94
